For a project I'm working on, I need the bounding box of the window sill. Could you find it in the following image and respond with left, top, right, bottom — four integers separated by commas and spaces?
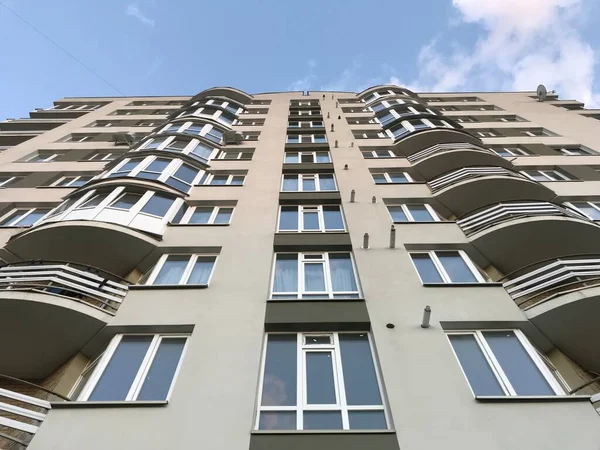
422, 282, 503, 287
51, 400, 168, 409
130, 284, 208, 290
475, 395, 591, 402
251, 429, 396, 435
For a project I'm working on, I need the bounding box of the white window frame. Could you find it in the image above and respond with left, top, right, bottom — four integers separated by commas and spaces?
372, 172, 414, 184
521, 169, 571, 181
409, 250, 487, 284
270, 252, 361, 299
0, 176, 19, 188
286, 134, 328, 144
217, 150, 253, 160
85, 152, 115, 161
175, 206, 234, 225
73, 333, 189, 401
281, 174, 337, 192
0, 207, 52, 227
386, 204, 441, 223
284, 151, 331, 164
51, 175, 93, 187
476, 131, 497, 137
288, 121, 324, 128
490, 147, 529, 157
556, 146, 594, 156
202, 173, 246, 186
564, 201, 600, 220
277, 205, 346, 232
144, 254, 218, 286
25, 153, 62, 163
362, 150, 396, 158
255, 332, 388, 430
446, 329, 564, 397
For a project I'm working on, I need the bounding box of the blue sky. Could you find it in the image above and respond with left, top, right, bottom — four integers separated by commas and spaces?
1, 0, 600, 119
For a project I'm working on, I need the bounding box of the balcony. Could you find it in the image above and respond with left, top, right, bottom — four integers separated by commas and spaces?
429, 167, 555, 216
408, 142, 511, 180
0, 375, 68, 449
392, 127, 482, 157
457, 202, 600, 273
0, 261, 128, 378
503, 257, 600, 373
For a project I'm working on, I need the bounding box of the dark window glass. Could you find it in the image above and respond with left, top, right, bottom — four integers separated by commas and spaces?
438, 252, 477, 282
348, 411, 387, 429
339, 334, 382, 405
303, 411, 342, 430
214, 208, 233, 224
411, 254, 443, 283
189, 207, 214, 224
388, 206, 408, 222
109, 193, 142, 210
137, 338, 186, 401
306, 352, 336, 404
408, 205, 434, 222
261, 335, 297, 406
329, 253, 357, 292
279, 206, 298, 231
323, 206, 344, 230
140, 195, 174, 217
259, 411, 296, 430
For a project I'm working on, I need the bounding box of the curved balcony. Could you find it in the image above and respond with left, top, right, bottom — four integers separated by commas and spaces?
358, 84, 419, 101
503, 256, 600, 373
0, 261, 129, 378
408, 142, 512, 180
392, 127, 482, 157
457, 202, 600, 274
187, 86, 253, 106
430, 167, 555, 217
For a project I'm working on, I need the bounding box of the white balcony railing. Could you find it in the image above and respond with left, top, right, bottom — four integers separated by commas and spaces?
428, 166, 529, 193
0, 261, 129, 314
408, 142, 497, 164
502, 257, 600, 307
457, 202, 589, 236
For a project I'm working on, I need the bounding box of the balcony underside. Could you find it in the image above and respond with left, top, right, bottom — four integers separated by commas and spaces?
434, 176, 555, 217
0, 290, 108, 378
468, 216, 600, 274
413, 149, 512, 180
526, 285, 600, 373
392, 128, 482, 157
5, 221, 158, 277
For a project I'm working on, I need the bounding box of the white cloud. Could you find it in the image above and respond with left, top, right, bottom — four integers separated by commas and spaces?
126, 3, 155, 27
395, 0, 600, 107
288, 60, 317, 91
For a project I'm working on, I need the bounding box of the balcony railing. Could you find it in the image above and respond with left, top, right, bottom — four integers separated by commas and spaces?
428, 166, 529, 193
457, 202, 589, 236
502, 256, 600, 308
0, 261, 129, 315
408, 142, 497, 164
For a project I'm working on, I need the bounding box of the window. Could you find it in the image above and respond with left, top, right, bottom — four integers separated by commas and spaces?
409, 251, 487, 284
447, 330, 563, 397
284, 152, 331, 163
76, 193, 110, 210
271, 252, 360, 299
85, 152, 116, 161
372, 172, 413, 184
490, 147, 529, 157
143, 137, 169, 150
521, 169, 571, 181
288, 121, 324, 128
137, 158, 171, 180
0, 176, 21, 188
172, 205, 234, 225
108, 159, 142, 178
144, 254, 217, 286
387, 204, 441, 222
476, 131, 497, 137
565, 201, 600, 220
217, 150, 253, 160
140, 194, 175, 218
362, 150, 395, 158
278, 205, 345, 232
0, 207, 52, 226
25, 153, 63, 162
72, 334, 188, 401
282, 174, 336, 191
286, 134, 327, 144
165, 164, 200, 192
256, 332, 387, 430
108, 192, 143, 211
555, 146, 595, 156
52, 175, 94, 187
202, 173, 245, 186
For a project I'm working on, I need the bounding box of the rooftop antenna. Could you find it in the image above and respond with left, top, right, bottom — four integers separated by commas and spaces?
537, 84, 547, 102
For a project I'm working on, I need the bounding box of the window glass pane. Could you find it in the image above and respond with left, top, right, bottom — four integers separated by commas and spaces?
388, 206, 408, 222
339, 334, 382, 405
306, 351, 336, 404
284, 153, 299, 163
282, 175, 298, 191
448, 334, 504, 396
437, 252, 478, 282
261, 335, 297, 406
303, 211, 319, 230
407, 205, 434, 221
316, 152, 330, 162
571, 202, 600, 219
388, 173, 408, 183
279, 206, 298, 231
214, 208, 233, 224
79, 193, 109, 209
348, 411, 387, 430
70, 176, 92, 187
314, 135, 327, 143
372, 174, 387, 184
301, 153, 313, 163
137, 338, 186, 401
319, 175, 336, 191
173, 165, 198, 184
186, 256, 215, 284
190, 143, 213, 161
164, 140, 187, 152
0, 210, 26, 226
189, 207, 214, 224
329, 253, 358, 292
323, 206, 344, 230
304, 263, 326, 291
109, 193, 142, 210
411, 254, 443, 283
259, 411, 296, 430
171, 204, 187, 224
483, 331, 555, 396
140, 195, 174, 217
273, 254, 298, 293
303, 411, 342, 430
230, 176, 244, 185
153, 255, 189, 284
88, 336, 153, 401
302, 177, 316, 191
210, 175, 228, 185
15, 210, 49, 226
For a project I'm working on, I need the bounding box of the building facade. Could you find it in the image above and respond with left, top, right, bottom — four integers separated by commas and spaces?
0, 85, 599, 449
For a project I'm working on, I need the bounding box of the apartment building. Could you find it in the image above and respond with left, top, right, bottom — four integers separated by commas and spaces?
0, 85, 599, 450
